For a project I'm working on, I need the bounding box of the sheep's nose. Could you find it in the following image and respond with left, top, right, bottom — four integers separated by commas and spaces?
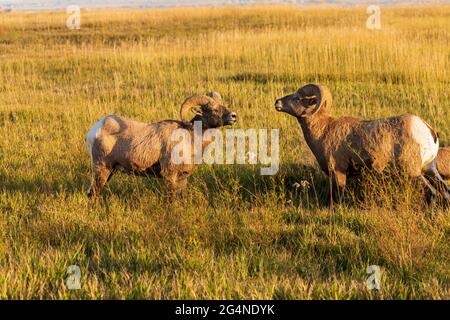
275, 99, 283, 111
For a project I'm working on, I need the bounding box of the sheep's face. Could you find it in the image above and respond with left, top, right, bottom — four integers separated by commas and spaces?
192, 102, 237, 128
274, 92, 318, 118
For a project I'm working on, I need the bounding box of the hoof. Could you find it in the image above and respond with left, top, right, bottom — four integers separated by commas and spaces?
87, 187, 97, 201
87, 188, 93, 198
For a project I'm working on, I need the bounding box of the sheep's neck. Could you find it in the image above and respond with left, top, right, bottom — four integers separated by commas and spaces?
297, 112, 334, 164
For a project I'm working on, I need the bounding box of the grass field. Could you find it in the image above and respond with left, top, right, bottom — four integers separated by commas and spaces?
0, 4, 449, 299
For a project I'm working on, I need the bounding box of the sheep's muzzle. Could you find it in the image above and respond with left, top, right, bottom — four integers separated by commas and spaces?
224, 112, 237, 125
274, 99, 283, 111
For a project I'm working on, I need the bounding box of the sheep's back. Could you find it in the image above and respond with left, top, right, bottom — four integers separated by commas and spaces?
338, 115, 422, 173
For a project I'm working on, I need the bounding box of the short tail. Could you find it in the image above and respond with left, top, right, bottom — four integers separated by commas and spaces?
86, 117, 105, 158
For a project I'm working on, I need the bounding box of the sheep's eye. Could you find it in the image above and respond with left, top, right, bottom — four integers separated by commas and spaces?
309, 99, 317, 105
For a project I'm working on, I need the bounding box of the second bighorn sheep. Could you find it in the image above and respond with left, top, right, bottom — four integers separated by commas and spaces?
437, 147, 450, 180
86, 92, 237, 199
274, 84, 450, 203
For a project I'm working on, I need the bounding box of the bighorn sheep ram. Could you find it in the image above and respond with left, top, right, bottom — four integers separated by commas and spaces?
437, 147, 450, 180
275, 84, 450, 203
86, 92, 237, 199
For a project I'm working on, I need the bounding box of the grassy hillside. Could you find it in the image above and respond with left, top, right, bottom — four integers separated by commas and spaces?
0, 5, 449, 299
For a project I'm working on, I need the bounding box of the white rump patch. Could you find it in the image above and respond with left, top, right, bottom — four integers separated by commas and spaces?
86, 117, 106, 158
410, 116, 439, 170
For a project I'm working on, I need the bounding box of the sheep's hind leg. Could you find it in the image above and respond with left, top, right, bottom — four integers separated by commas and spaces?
88, 164, 113, 200
419, 175, 438, 206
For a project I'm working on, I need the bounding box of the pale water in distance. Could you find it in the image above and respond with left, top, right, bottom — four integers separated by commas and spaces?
0, 0, 448, 12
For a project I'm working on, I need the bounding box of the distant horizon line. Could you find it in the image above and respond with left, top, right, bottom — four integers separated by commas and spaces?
1, 0, 449, 13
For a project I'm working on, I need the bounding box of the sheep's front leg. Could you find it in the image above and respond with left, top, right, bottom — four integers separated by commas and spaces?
163, 172, 188, 201
329, 170, 347, 205
176, 177, 188, 192
88, 164, 113, 200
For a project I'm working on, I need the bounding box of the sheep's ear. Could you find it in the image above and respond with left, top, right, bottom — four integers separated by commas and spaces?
191, 105, 203, 116
298, 84, 332, 117
300, 95, 322, 117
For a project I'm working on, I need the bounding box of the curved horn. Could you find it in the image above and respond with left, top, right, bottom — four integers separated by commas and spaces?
180, 94, 214, 121
298, 84, 332, 117
207, 91, 222, 102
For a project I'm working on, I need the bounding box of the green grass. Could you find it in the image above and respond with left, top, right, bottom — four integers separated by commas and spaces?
0, 5, 449, 299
